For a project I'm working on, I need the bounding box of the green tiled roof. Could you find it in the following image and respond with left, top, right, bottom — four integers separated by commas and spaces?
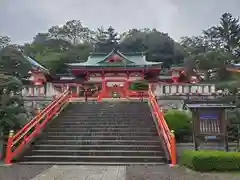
67, 49, 162, 67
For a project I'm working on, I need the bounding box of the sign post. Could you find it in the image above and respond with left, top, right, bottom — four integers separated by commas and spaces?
186, 103, 235, 151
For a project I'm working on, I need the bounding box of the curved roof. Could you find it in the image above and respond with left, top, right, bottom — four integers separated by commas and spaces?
23, 55, 49, 73
68, 49, 162, 67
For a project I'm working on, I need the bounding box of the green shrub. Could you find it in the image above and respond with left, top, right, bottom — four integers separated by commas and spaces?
129, 81, 148, 90
180, 150, 240, 172
164, 110, 192, 141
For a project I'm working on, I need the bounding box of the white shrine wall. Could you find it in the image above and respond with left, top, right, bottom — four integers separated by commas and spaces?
153, 83, 216, 96
22, 83, 63, 97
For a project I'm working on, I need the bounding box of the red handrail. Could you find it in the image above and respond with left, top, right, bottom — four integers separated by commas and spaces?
4, 90, 71, 164
148, 84, 176, 166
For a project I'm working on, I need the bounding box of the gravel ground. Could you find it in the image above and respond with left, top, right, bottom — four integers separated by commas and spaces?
126, 165, 240, 180
0, 164, 52, 180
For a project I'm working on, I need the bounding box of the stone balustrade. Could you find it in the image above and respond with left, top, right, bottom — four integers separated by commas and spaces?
153, 83, 215, 96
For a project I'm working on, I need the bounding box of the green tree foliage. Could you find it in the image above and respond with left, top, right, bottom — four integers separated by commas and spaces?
164, 109, 192, 142
129, 81, 149, 90
0, 47, 32, 78
95, 26, 119, 52
181, 13, 240, 81
119, 29, 181, 67
0, 35, 11, 49
0, 74, 27, 159
227, 109, 240, 150
1, 12, 240, 79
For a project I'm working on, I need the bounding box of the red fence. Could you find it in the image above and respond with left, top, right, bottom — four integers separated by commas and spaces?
148, 84, 176, 166
4, 90, 71, 164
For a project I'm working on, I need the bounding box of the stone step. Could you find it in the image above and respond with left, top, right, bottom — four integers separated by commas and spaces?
49, 125, 156, 128
48, 126, 155, 130
36, 139, 161, 146
54, 119, 153, 124
33, 144, 162, 151
46, 127, 156, 133
18, 102, 166, 165
43, 135, 160, 141
53, 122, 155, 126
45, 131, 158, 136
19, 161, 165, 165
28, 149, 165, 157
21, 155, 165, 163
57, 117, 152, 120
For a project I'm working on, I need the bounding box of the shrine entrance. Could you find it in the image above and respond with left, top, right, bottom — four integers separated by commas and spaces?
99, 79, 130, 99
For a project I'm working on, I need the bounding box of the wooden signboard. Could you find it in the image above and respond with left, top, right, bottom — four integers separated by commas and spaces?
186, 103, 235, 151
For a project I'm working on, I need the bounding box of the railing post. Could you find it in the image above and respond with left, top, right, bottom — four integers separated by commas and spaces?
170, 130, 177, 167
4, 130, 14, 165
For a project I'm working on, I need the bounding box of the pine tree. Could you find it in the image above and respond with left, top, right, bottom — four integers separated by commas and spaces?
94, 26, 120, 52
0, 72, 27, 160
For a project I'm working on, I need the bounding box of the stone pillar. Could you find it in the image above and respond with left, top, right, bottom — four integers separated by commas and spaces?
171, 85, 177, 95
37, 86, 41, 96
178, 85, 183, 94
211, 85, 215, 94
30, 87, 34, 96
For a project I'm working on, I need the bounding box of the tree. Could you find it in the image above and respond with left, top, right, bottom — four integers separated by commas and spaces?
62, 20, 91, 44
0, 74, 27, 160
33, 33, 50, 44
0, 47, 33, 78
94, 26, 120, 52
180, 36, 208, 55
0, 36, 11, 49
120, 28, 180, 67
203, 13, 240, 58
180, 13, 240, 81
119, 29, 146, 52
227, 108, 240, 150
217, 13, 240, 54
48, 25, 64, 39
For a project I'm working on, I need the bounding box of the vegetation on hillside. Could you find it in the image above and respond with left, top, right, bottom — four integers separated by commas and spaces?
0, 13, 239, 79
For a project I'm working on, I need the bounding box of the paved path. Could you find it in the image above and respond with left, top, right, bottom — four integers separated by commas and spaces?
1, 164, 240, 180
30, 166, 125, 180
0, 164, 52, 180
126, 165, 240, 180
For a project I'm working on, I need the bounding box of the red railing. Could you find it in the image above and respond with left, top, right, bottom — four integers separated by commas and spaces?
4, 90, 71, 164
148, 84, 176, 166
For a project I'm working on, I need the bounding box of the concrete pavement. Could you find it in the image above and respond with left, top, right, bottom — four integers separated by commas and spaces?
30, 165, 126, 180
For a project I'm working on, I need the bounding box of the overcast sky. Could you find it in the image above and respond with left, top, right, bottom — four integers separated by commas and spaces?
0, 0, 240, 44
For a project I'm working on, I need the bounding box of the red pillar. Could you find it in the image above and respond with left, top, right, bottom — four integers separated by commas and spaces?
124, 80, 129, 98
102, 80, 107, 97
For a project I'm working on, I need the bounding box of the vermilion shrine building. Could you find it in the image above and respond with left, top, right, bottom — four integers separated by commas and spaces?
24, 49, 200, 98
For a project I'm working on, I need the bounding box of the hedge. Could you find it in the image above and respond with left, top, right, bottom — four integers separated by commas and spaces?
129, 81, 148, 90
180, 150, 240, 172
164, 110, 192, 141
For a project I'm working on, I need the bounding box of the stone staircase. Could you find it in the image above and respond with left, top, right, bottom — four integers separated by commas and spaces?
18, 102, 166, 165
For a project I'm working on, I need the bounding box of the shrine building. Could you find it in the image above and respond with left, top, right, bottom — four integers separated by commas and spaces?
24, 49, 199, 98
